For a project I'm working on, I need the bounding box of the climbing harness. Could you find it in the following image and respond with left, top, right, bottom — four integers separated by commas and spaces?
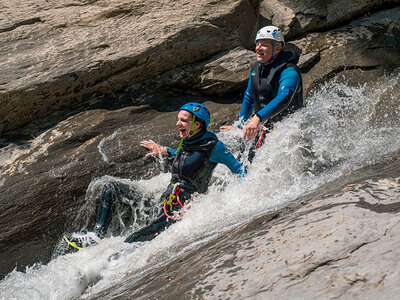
253, 125, 273, 154
161, 184, 185, 220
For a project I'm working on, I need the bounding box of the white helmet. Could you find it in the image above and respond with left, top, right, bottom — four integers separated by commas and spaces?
255, 26, 285, 46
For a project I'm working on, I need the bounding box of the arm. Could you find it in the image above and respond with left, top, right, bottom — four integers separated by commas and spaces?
210, 141, 246, 176
243, 68, 300, 140
255, 67, 300, 122
141, 140, 175, 158
238, 77, 254, 125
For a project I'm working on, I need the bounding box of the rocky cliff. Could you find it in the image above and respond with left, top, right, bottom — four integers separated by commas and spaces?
0, 0, 399, 295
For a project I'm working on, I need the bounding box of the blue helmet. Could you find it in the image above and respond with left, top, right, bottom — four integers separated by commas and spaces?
179, 102, 210, 128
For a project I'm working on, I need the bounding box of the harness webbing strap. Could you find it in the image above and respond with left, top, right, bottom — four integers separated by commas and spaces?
162, 185, 185, 220
253, 126, 273, 155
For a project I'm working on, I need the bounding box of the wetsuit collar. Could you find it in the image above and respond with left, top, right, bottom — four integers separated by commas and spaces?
184, 126, 206, 143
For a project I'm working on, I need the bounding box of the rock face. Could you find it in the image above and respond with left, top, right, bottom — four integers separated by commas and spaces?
295, 8, 400, 94
0, 0, 257, 134
98, 163, 400, 299
0, 0, 399, 288
259, 0, 400, 39
1, 0, 399, 135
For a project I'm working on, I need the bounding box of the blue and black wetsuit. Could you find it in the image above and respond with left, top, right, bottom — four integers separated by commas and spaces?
239, 50, 303, 161
95, 130, 244, 243
167, 130, 244, 193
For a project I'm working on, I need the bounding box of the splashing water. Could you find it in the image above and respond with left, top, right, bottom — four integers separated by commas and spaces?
1, 70, 399, 299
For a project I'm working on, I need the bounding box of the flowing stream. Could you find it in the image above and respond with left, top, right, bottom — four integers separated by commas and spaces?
1, 70, 399, 299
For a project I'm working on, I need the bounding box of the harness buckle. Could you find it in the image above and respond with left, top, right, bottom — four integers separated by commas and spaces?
161, 183, 185, 220
161, 183, 181, 210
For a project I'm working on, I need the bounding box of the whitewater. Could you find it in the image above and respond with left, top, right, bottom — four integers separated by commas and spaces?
0, 70, 399, 299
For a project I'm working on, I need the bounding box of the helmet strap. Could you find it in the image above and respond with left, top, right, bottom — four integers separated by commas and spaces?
176, 113, 201, 154
271, 40, 275, 58
187, 113, 201, 138
265, 40, 281, 65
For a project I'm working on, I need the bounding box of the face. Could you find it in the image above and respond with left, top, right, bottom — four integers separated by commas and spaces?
255, 39, 281, 63
176, 110, 201, 139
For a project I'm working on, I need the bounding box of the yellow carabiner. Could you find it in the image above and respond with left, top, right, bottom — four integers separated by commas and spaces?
161, 193, 176, 210
166, 193, 176, 210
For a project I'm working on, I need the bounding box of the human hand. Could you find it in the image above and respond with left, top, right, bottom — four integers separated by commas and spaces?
220, 125, 237, 131
140, 140, 167, 158
243, 115, 261, 140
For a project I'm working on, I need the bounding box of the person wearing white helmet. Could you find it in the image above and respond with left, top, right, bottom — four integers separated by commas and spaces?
221, 25, 303, 162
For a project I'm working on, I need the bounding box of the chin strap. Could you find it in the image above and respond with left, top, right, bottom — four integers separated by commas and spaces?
271, 40, 275, 59
176, 114, 201, 154
265, 40, 280, 65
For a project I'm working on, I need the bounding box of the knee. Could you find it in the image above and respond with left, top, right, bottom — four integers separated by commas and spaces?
100, 182, 119, 206
103, 182, 118, 193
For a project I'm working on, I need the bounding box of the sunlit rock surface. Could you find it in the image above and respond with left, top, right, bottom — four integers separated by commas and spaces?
0, 1, 399, 296
259, 0, 400, 38
1, 1, 399, 135
93, 168, 400, 299
0, 0, 257, 133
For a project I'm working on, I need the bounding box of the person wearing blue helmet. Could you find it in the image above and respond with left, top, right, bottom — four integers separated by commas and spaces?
221, 25, 303, 162
64, 102, 245, 248
123, 102, 245, 243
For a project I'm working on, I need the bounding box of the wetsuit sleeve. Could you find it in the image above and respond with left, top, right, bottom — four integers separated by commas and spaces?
210, 141, 246, 176
238, 77, 254, 125
256, 68, 301, 122
167, 147, 177, 157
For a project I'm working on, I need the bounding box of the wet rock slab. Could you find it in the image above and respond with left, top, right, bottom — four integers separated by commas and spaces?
1, 0, 400, 288
96, 165, 400, 299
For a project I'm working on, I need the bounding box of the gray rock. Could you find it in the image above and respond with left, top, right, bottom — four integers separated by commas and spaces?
87, 162, 400, 299
0, 0, 399, 289
295, 7, 400, 98
259, 0, 400, 39
0, 0, 257, 134
3, 1, 399, 136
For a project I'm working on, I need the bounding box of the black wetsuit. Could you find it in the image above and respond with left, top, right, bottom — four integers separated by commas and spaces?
94, 130, 244, 243
239, 50, 304, 162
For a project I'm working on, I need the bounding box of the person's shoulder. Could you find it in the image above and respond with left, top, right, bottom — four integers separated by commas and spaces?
251, 60, 260, 70
280, 51, 302, 77
282, 66, 300, 76
203, 131, 218, 141
189, 131, 218, 147
281, 50, 300, 65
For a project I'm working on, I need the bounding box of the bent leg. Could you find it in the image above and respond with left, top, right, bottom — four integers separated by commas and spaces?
124, 214, 172, 243
94, 182, 119, 237
124, 184, 193, 243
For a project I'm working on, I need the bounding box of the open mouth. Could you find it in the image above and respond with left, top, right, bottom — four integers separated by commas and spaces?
179, 128, 186, 137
